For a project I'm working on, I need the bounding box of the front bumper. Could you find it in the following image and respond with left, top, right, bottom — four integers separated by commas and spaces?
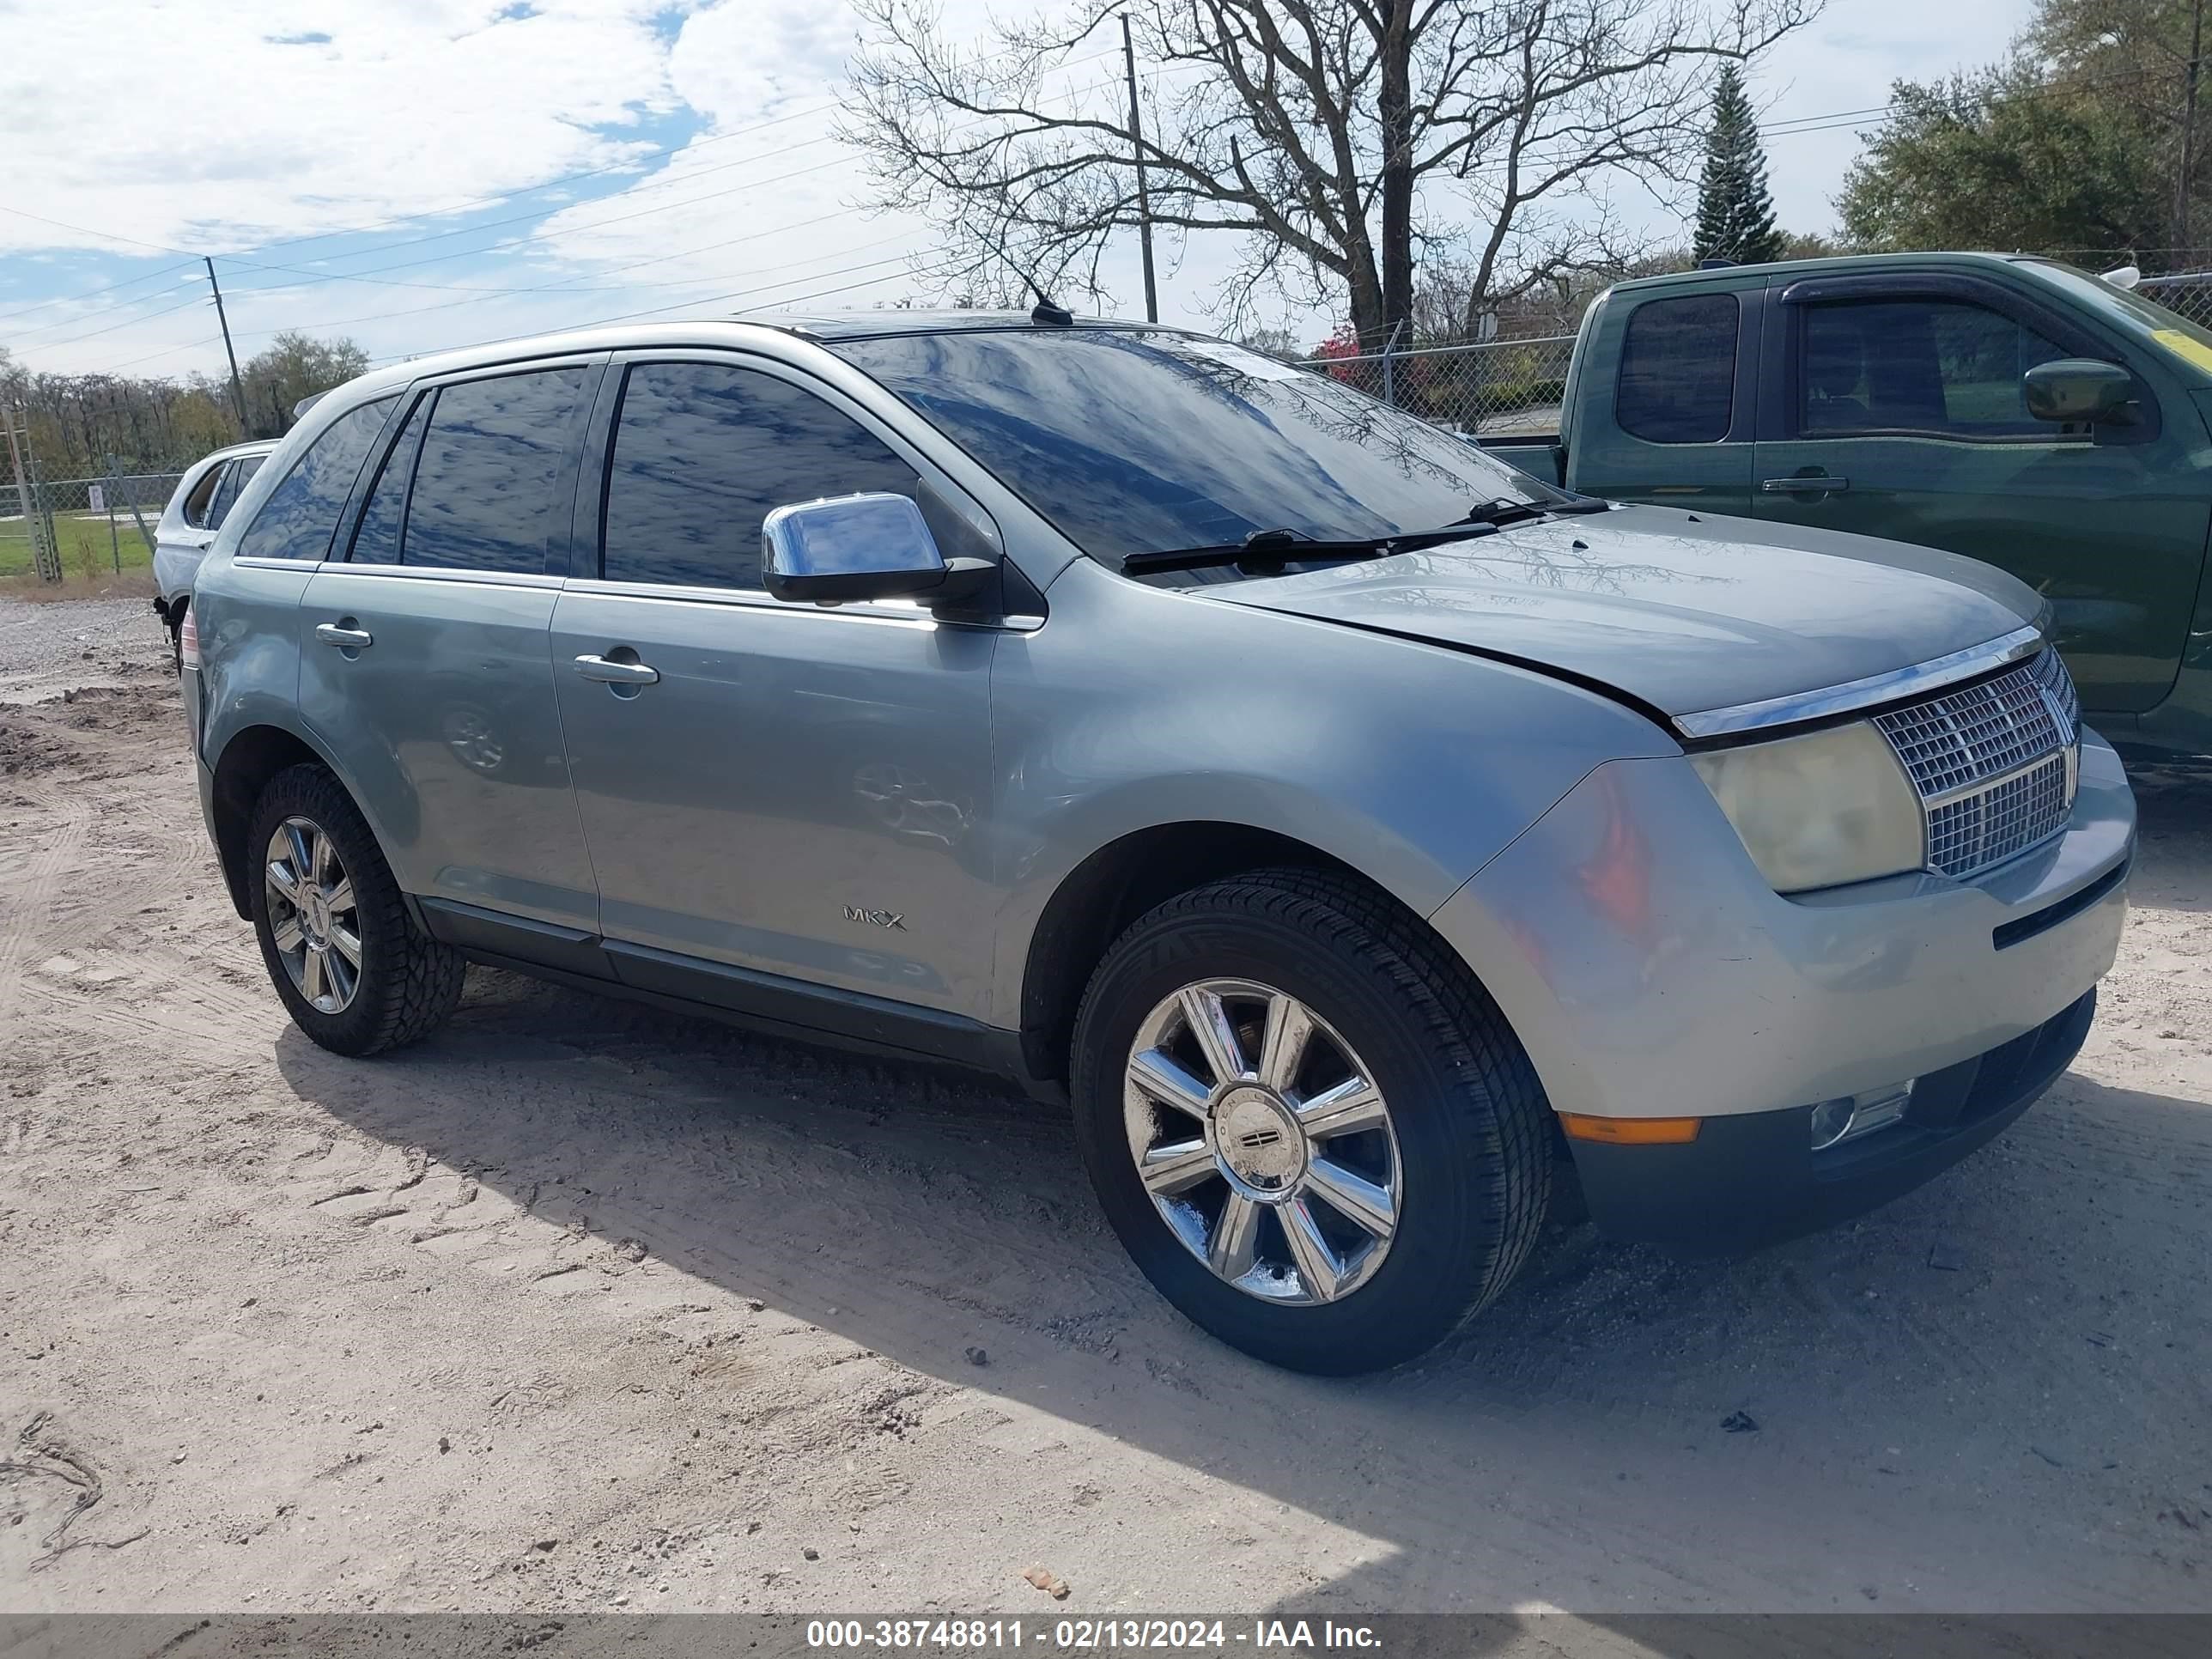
1433, 730, 2131, 1121
1568, 989, 2094, 1249
1429, 729, 2133, 1238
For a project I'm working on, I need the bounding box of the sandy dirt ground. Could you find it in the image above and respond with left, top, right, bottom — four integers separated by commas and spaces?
2, 595, 2208, 1620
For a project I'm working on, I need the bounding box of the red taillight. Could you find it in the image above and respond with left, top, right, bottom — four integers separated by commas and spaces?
179, 608, 201, 671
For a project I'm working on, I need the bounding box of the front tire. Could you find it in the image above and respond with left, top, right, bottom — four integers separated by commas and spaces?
246, 763, 465, 1056
1070, 869, 1550, 1374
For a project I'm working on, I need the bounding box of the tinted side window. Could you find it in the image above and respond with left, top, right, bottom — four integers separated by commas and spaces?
213, 456, 267, 531
208, 460, 247, 528
349, 395, 432, 564
1798, 299, 2068, 437
180, 462, 225, 529
401, 368, 586, 574
1617, 295, 1738, 443
235, 398, 399, 561
601, 362, 917, 589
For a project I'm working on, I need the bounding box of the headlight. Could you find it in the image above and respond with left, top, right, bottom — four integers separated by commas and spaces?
1690, 720, 1924, 893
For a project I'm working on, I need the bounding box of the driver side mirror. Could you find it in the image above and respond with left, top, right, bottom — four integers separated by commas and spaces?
2023, 358, 2139, 426
762, 492, 994, 609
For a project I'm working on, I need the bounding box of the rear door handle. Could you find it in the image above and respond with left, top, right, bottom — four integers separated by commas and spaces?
574, 653, 660, 686
1760, 476, 1850, 493
314, 623, 374, 648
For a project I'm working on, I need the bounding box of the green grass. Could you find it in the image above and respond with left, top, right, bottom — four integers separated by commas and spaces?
0, 513, 156, 581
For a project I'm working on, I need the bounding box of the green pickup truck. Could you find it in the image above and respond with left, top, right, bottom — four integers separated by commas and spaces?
1485, 252, 2212, 762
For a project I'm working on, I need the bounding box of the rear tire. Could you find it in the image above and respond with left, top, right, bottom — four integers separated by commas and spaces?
1070, 868, 1550, 1374
246, 763, 465, 1056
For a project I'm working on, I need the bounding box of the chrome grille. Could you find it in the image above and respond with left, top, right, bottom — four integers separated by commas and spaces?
1925, 752, 2072, 875
1874, 652, 2078, 878
2027, 643, 2081, 743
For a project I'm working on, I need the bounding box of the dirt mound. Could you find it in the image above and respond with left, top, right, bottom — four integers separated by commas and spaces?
0, 705, 82, 775
54, 677, 175, 734
0, 676, 174, 775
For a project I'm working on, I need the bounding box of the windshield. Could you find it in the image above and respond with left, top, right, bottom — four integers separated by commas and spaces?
829, 327, 1567, 568
2025, 258, 2212, 372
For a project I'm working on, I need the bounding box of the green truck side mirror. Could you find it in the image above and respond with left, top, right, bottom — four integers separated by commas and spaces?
2023, 358, 2138, 425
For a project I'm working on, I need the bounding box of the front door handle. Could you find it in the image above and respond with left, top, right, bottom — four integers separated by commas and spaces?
1760, 475, 1850, 493
314, 622, 374, 648
574, 653, 660, 686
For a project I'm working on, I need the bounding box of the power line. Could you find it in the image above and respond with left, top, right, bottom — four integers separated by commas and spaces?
222, 52, 1128, 289
0, 258, 197, 330
368, 248, 985, 367
3, 149, 851, 355
2, 46, 1135, 344
60, 220, 916, 380
230, 230, 922, 347
31, 64, 1152, 372
3, 270, 206, 343
100, 336, 227, 375
10, 147, 860, 333
22, 292, 210, 351
234, 40, 1118, 258
25, 53, 2172, 379
241, 101, 849, 256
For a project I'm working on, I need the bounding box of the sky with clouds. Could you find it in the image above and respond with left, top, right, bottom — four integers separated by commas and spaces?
0, 0, 2035, 382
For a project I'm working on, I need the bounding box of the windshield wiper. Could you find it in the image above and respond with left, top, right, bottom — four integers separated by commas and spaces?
1460, 492, 1608, 526
1119, 494, 1612, 577
1120, 518, 1505, 576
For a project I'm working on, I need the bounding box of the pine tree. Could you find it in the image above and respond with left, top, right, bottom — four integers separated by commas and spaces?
1693, 63, 1786, 264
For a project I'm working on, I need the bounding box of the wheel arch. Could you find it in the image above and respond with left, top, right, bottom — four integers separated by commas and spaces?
1015, 820, 1449, 1091
208, 722, 347, 920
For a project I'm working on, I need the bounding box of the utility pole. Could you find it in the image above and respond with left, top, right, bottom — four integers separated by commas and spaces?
2182, 0, 2205, 259
205, 257, 249, 437
1121, 12, 1159, 324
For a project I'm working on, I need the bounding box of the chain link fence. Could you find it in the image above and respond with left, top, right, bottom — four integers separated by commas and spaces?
2, 471, 184, 586
2135, 270, 2212, 329
1290, 333, 1577, 435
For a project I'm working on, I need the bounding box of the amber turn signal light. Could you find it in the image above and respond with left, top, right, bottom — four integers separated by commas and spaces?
1559, 1113, 1702, 1145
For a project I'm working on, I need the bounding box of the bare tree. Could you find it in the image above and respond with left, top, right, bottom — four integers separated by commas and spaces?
843, 0, 1817, 347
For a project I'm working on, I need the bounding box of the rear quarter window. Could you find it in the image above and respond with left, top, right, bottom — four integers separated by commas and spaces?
1615, 294, 1739, 443
179, 462, 225, 529
234, 398, 398, 561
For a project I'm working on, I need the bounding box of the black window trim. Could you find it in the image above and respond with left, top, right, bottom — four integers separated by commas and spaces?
1612, 288, 1751, 447
575, 346, 1007, 604
232, 395, 404, 567
1767, 270, 2160, 447
219, 453, 267, 528
343, 386, 434, 566
326, 354, 606, 580
210, 459, 242, 529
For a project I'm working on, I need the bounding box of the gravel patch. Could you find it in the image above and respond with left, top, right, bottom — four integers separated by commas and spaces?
0, 595, 170, 703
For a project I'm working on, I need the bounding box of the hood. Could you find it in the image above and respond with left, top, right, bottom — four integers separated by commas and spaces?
1206, 504, 2043, 731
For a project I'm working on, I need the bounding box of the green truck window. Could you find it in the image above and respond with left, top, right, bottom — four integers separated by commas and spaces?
1617, 294, 1737, 443
1799, 299, 2067, 438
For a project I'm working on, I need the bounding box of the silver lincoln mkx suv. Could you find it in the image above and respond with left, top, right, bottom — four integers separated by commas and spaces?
180, 310, 2133, 1372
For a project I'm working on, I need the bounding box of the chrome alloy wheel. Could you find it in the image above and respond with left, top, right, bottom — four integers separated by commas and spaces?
1123, 979, 1401, 1305
264, 816, 362, 1014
